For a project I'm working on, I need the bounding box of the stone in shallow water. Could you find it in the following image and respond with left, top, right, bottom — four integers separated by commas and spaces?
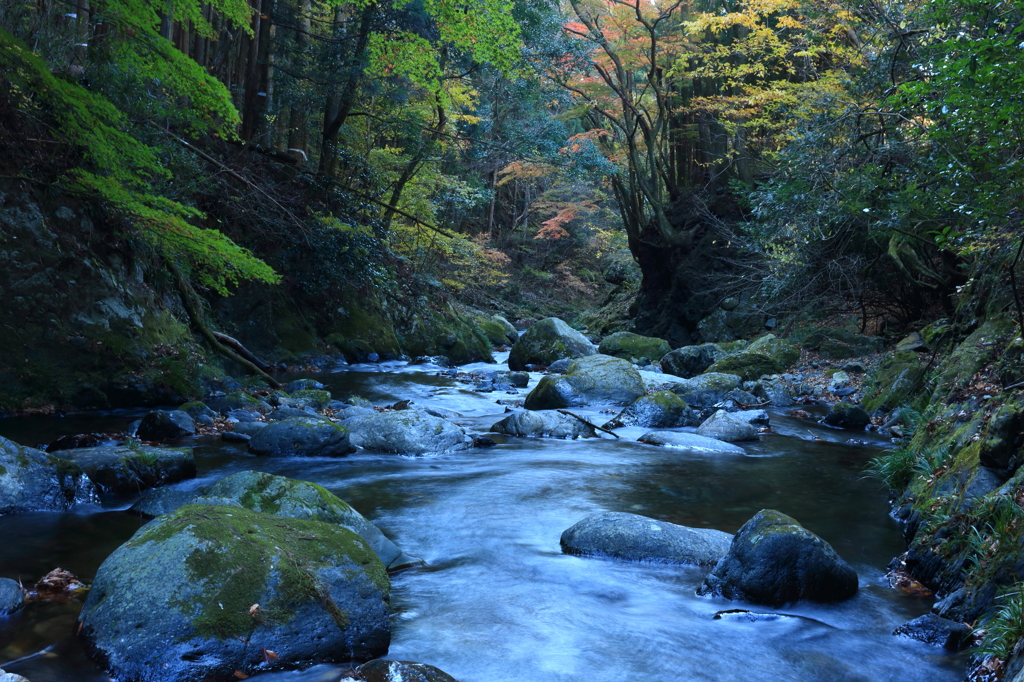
561, 512, 732, 565
0, 578, 24, 615
637, 431, 746, 455
893, 613, 971, 650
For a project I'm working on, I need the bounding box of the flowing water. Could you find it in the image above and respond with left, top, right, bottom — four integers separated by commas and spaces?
0, 356, 964, 682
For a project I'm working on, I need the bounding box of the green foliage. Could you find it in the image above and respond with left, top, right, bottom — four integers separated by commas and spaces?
866, 446, 917, 492
973, 586, 1024, 659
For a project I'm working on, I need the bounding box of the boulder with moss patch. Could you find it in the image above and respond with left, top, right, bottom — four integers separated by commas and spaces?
345, 409, 472, 455
53, 445, 196, 495
706, 351, 786, 382
822, 402, 871, 430
697, 509, 858, 606
597, 332, 671, 366
491, 411, 596, 439
523, 355, 645, 410
660, 344, 727, 378
478, 319, 512, 347
860, 351, 928, 413
508, 318, 596, 371
491, 315, 518, 345
0, 436, 97, 515
210, 391, 272, 415
606, 392, 698, 428
668, 373, 752, 407
745, 334, 800, 369
79, 505, 390, 682
248, 418, 355, 457
290, 389, 332, 410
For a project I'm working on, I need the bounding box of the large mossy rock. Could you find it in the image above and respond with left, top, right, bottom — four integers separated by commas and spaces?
79, 505, 391, 682
209, 391, 273, 415
697, 509, 858, 607
706, 351, 786, 382
561, 512, 732, 565
523, 355, 645, 410
507, 318, 595, 371
793, 327, 884, 359
660, 344, 727, 378
195, 471, 420, 570
861, 350, 928, 413
745, 334, 800, 368
597, 332, 671, 365
248, 418, 355, 457
695, 410, 759, 442
978, 400, 1024, 474
54, 445, 196, 495
0, 436, 96, 515
491, 411, 596, 439
606, 391, 697, 428
668, 373, 751, 407
491, 315, 518, 345
346, 409, 472, 455
478, 319, 511, 346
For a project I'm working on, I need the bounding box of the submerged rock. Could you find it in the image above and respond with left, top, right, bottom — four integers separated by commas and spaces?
248, 418, 356, 457
695, 410, 759, 442
54, 445, 196, 495
491, 411, 596, 439
697, 509, 859, 607
0, 436, 97, 515
822, 402, 871, 430
523, 355, 645, 410
637, 431, 746, 455
346, 409, 472, 455
354, 659, 459, 682
893, 613, 971, 650
508, 318, 596, 371
561, 512, 732, 565
79, 505, 391, 682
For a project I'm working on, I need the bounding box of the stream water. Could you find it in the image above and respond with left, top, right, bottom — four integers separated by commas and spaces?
0, 355, 964, 682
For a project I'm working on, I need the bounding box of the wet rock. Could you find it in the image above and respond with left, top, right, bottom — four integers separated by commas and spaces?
285, 379, 325, 393
546, 358, 571, 374
598, 332, 671, 366
0, 578, 24, 614
221, 432, 251, 443
637, 431, 746, 455
353, 659, 459, 682
893, 613, 971, 650
712, 609, 797, 622
208, 391, 273, 415
706, 351, 785, 382
231, 421, 268, 437
561, 512, 732, 565
192, 471, 420, 571
129, 487, 198, 518
732, 409, 770, 426
524, 355, 645, 410
227, 408, 261, 422
79, 505, 390, 682
346, 409, 472, 455
291, 389, 332, 410
508, 318, 596, 371
136, 410, 196, 441
696, 410, 759, 442
54, 445, 196, 495
606, 392, 698, 428
491, 411, 596, 439
823, 402, 871, 430
669, 373, 752, 407
0, 669, 31, 682
267, 406, 324, 421
248, 418, 356, 457
860, 351, 927, 413
411, 355, 451, 367
0, 436, 97, 514
978, 401, 1024, 473
179, 401, 218, 426
660, 344, 727, 379
697, 509, 859, 607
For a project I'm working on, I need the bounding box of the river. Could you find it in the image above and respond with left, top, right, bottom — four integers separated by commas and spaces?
0, 354, 964, 682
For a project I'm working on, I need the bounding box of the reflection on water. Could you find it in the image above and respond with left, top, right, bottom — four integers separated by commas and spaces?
0, 361, 964, 682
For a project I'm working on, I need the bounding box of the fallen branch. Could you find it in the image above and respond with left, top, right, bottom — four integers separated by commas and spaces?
557, 409, 620, 438
211, 332, 272, 372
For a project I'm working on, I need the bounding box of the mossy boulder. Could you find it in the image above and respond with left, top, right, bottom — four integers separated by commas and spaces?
706, 351, 786, 382
860, 350, 928, 413
478, 319, 511, 347
668, 373, 750, 407
793, 327, 884, 359
697, 509, 859, 607
523, 355, 645, 410
0, 436, 96, 515
491, 410, 596, 439
929, 318, 1016, 403
345, 409, 472, 455
491, 315, 518, 344
248, 418, 355, 457
211, 391, 272, 415
822, 402, 871, 430
136, 409, 196, 441
193, 471, 420, 570
54, 445, 196, 495
977, 400, 1024, 474
660, 344, 727, 378
745, 334, 800, 368
605, 391, 698, 428
560, 512, 732, 565
597, 332, 671, 365
79, 505, 390, 682
179, 401, 217, 426
508, 318, 596, 371
290, 389, 332, 410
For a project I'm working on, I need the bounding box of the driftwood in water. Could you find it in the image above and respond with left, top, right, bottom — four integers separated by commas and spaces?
557, 409, 620, 438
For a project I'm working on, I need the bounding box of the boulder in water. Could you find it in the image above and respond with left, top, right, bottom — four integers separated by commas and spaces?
136, 410, 196, 441
893, 613, 971, 650
695, 410, 759, 442
508, 318, 596, 371
79, 505, 390, 681
355, 659, 460, 682
346, 409, 472, 455
822, 402, 871, 429
523, 355, 645, 410
660, 344, 727, 378
597, 332, 671, 366
53, 445, 196, 494
491, 410, 596, 439
605, 392, 698, 428
491, 315, 519, 345
668, 373, 751, 407
248, 418, 355, 457
0, 578, 24, 615
129, 487, 198, 518
561, 512, 732, 565
0, 436, 96, 515
637, 431, 746, 455
697, 509, 859, 606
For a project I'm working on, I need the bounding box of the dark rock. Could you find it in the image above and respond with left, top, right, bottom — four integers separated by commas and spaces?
696, 410, 759, 442
823, 402, 871, 429
221, 432, 251, 443
507, 372, 529, 388
128, 487, 198, 518
896, 331, 930, 353
54, 445, 196, 495
602, 248, 641, 285
411, 355, 451, 367
291, 389, 332, 410
192, 471, 420, 571
606, 392, 698, 428
524, 355, 645, 410
1, 436, 97, 514
179, 401, 218, 426
660, 344, 727, 379
508, 318, 596, 371
561, 512, 732, 565
831, 387, 857, 397
491, 411, 596, 439
45, 432, 123, 452
860, 351, 927, 413
356, 659, 459, 682
209, 391, 273, 415
78, 505, 390, 682
637, 431, 746, 454
346, 409, 472, 455
842, 361, 868, 374
473, 436, 496, 448
0, 577, 24, 614
893, 613, 971, 650
231, 422, 268, 437
136, 410, 196, 441
707, 351, 785, 382
669, 373, 747, 407
285, 379, 325, 393
248, 418, 355, 457
745, 334, 800, 368
978, 402, 1024, 473
598, 332, 671, 365
546, 358, 571, 374
226, 408, 260, 423
268, 406, 324, 421
697, 509, 859, 607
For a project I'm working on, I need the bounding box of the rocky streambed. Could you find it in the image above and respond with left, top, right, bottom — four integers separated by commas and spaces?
0, 330, 967, 682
